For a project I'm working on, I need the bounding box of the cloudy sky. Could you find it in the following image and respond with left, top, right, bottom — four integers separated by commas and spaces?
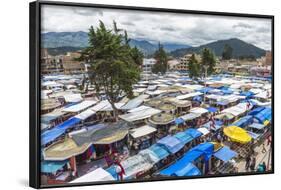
41, 5, 272, 50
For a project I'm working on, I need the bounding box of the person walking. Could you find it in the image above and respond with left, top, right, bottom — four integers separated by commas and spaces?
250, 156, 256, 171
245, 155, 251, 171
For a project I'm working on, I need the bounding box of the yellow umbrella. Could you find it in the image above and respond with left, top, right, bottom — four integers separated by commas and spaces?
263, 120, 270, 126
223, 126, 252, 144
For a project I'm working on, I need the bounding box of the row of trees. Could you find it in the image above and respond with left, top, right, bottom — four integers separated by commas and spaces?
78, 21, 144, 118
188, 48, 217, 79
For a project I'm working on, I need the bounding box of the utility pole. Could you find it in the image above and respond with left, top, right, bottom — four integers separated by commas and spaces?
203, 65, 208, 104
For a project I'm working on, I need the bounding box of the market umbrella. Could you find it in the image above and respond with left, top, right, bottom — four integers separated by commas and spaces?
223, 126, 252, 144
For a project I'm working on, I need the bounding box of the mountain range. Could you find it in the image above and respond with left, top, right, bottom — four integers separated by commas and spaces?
42, 32, 266, 58
170, 38, 266, 58
41, 31, 191, 55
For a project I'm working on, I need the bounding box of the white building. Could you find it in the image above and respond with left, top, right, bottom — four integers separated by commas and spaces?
142, 58, 156, 74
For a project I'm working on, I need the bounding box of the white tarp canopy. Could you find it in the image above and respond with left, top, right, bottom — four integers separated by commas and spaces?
145, 90, 166, 96
63, 100, 97, 113
63, 94, 83, 103
250, 99, 271, 107
190, 107, 209, 115
90, 100, 109, 112
180, 113, 201, 121
221, 102, 253, 116
130, 125, 157, 139
120, 155, 153, 178
99, 101, 125, 111
119, 107, 161, 122
128, 105, 151, 113
249, 88, 263, 95
254, 91, 270, 99
74, 109, 96, 120
138, 149, 160, 164
121, 94, 149, 110
197, 127, 210, 136
176, 92, 203, 100
70, 168, 114, 183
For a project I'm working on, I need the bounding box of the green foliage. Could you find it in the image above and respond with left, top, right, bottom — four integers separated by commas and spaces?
152, 43, 168, 74
201, 48, 216, 76
130, 46, 144, 66
222, 44, 233, 60
188, 54, 200, 79
78, 21, 142, 117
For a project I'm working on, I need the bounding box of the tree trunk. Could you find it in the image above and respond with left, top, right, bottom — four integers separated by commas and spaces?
109, 100, 119, 121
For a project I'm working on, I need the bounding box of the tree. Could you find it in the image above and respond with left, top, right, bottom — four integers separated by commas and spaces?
78, 21, 141, 119
201, 48, 216, 76
152, 43, 168, 74
130, 46, 144, 67
188, 54, 200, 79
222, 44, 233, 60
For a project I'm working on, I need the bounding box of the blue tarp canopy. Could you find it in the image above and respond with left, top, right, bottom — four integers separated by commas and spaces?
175, 118, 185, 125
149, 144, 170, 160
184, 128, 202, 138
157, 135, 185, 154
213, 146, 237, 162
192, 96, 202, 102
207, 107, 218, 113
198, 87, 213, 93
173, 132, 194, 144
106, 166, 118, 180
233, 115, 253, 128
159, 143, 214, 176
247, 131, 261, 139
248, 123, 265, 130
216, 101, 229, 106
221, 89, 233, 95
248, 107, 265, 116
174, 163, 201, 177
202, 120, 222, 131
240, 91, 254, 98
41, 160, 68, 173
41, 117, 81, 145
254, 107, 271, 124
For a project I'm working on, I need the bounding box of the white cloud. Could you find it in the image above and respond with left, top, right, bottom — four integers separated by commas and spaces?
41, 4, 272, 50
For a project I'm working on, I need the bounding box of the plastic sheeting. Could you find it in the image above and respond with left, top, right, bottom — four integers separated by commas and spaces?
174, 163, 201, 176
248, 123, 265, 130
70, 168, 114, 183
233, 115, 253, 128
121, 95, 149, 110
41, 117, 81, 146
180, 113, 201, 121
254, 107, 271, 124
157, 135, 185, 154
213, 146, 237, 162
248, 107, 265, 116
184, 128, 202, 138
148, 144, 170, 160
173, 132, 194, 144
175, 118, 185, 125
63, 100, 97, 113
159, 143, 214, 176
41, 160, 68, 173
176, 92, 203, 100
130, 125, 156, 139
119, 107, 161, 122
120, 154, 154, 178
190, 107, 209, 115
71, 124, 106, 146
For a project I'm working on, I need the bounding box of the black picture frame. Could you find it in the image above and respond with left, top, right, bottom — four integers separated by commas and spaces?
29, 1, 274, 188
